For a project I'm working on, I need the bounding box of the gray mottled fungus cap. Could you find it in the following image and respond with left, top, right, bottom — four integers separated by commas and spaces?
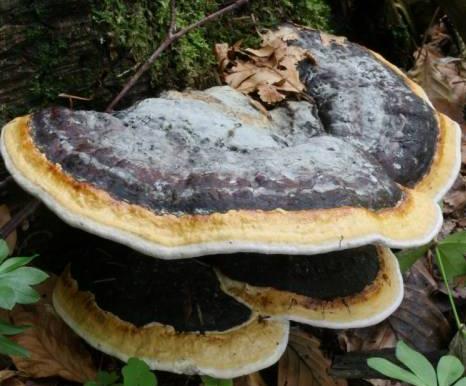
0, 28, 460, 259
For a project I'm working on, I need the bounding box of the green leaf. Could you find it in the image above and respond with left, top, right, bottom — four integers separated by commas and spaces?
396, 341, 437, 386
396, 244, 431, 272
437, 231, 466, 282
122, 358, 157, 386
438, 355, 464, 386
0, 285, 16, 310
201, 376, 233, 386
436, 245, 466, 283
0, 267, 49, 285
0, 319, 29, 335
440, 231, 466, 246
0, 334, 29, 357
84, 370, 122, 386
0, 239, 10, 263
10, 286, 40, 305
84, 382, 98, 386
367, 358, 425, 386
0, 256, 35, 274
97, 371, 120, 386
454, 379, 466, 386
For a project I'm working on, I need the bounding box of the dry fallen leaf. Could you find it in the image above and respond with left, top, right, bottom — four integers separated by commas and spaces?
338, 322, 397, 354
10, 303, 96, 383
1, 377, 25, 386
0, 204, 17, 254
0, 369, 17, 383
215, 28, 314, 105
408, 22, 466, 133
389, 285, 451, 352
319, 32, 347, 47
443, 176, 466, 215
257, 83, 286, 103
279, 328, 347, 386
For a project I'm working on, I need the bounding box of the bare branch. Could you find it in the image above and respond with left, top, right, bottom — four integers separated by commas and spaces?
0, 199, 41, 240
105, 0, 249, 112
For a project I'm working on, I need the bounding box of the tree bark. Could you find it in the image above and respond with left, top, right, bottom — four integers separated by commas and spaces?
0, 0, 151, 124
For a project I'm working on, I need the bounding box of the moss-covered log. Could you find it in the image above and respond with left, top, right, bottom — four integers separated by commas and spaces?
0, 0, 332, 125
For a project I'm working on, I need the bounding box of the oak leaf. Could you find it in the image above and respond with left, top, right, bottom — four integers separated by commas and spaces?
10, 302, 96, 383
319, 32, 347, 47
279, 328, 347, 386
215, 27, 314, 105
408, 22, 465, 136
257, 84, 285, 103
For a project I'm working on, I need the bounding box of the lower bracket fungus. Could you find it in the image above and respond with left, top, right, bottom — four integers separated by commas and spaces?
213, 245, 403, 329
52, 249, 289, 378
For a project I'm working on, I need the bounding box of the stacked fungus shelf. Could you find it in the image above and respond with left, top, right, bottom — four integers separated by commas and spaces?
1, 26, 460, 377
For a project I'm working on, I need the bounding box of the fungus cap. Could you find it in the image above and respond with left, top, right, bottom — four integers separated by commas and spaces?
1, 27, 460, 259
52, 255, 289, 378
214, 245, 403, 329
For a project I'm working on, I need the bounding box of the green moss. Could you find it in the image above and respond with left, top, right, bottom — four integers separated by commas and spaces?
92, 0, 333, 90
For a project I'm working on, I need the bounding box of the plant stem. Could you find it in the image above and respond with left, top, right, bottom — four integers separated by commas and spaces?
105, 0, 249, 112
435, 246, 463, 330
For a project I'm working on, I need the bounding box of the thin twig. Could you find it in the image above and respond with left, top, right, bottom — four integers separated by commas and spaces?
0, 199, 41, 240
105, 0, 249, 112
415, 7, 441, 63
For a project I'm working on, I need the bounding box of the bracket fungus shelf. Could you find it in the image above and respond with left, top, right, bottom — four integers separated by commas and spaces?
0, 25, 461, 377
1, 27, 460, 258
213, 245, 403, 329
51, 243, 399, 376
52, 249, 289, 378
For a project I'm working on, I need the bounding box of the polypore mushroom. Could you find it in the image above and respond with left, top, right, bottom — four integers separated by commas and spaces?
212, 245, 403, 328
1, 69, 459, 258
0, 25, 461, 375
52, 246, 289, 378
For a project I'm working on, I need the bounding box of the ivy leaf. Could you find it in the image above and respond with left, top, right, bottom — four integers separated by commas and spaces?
122, 358, 157, 386
437, 355, 464, 386
367, 358, 425, 386
395, 341, 436, 386
0, 334, 29, 357
201, 376, 233, 386
396, 245, 431, 272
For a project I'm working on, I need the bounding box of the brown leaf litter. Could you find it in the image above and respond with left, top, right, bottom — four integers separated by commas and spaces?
279, 328, 347, 386
215, 28, 316, 105
2, 276, 96, 383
